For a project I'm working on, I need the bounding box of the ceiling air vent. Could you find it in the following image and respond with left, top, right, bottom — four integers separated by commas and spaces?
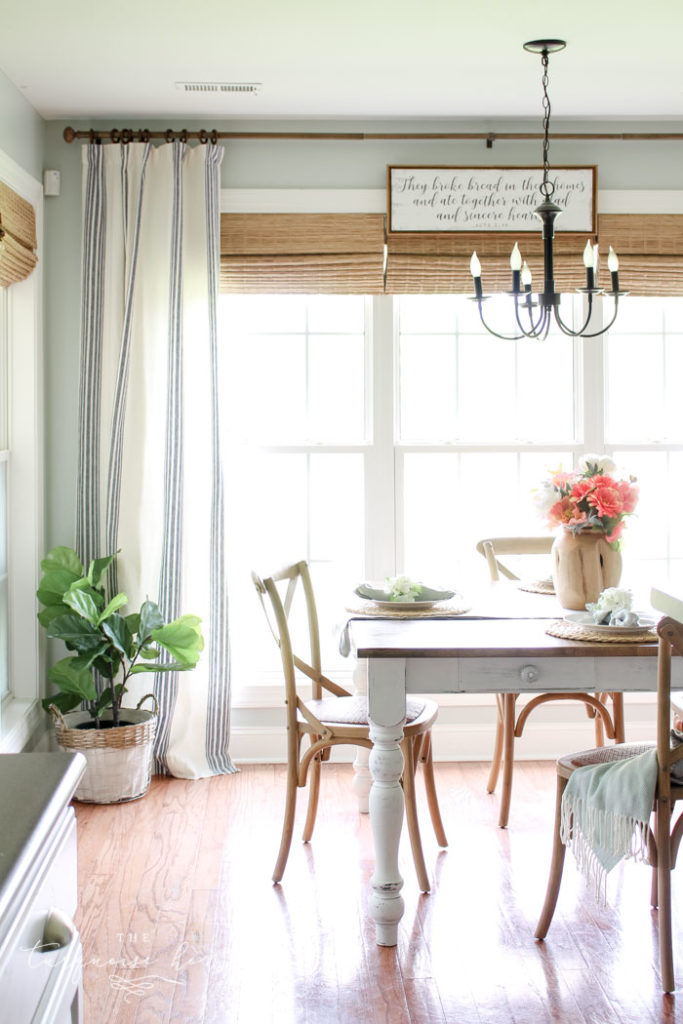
175, 82, 262, 95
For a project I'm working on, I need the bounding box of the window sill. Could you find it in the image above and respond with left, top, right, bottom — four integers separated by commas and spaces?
0, 696, 44, 753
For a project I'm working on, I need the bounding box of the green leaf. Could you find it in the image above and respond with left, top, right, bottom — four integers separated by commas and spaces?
40, 547, 84, 577
38, 604, 67, 629
62, 585, 100, 625
138, 644, 160, 660
36, 569, 81, 607
41, 691, 85, 715
138, 600, 164, 641
48, 657, 98, 700
101, 613, 133, 658
68, 579, 104, 607
87, 552, 117, 589
129, 660, 189, 674
98, 592, 129, 624
92, 653, 122, 679
125, 612, 141, 635
151, 615, 204, 667
95, 687, 114, 713
46, 612, 105, 652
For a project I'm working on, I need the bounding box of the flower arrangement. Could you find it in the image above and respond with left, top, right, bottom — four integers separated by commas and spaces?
586, 587, 638, 625
533, 453, 639, 547
385, 574, 422, 602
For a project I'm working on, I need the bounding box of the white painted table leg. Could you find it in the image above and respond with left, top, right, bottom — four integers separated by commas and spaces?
367, 658, 407, 947
352, 657, 371, 813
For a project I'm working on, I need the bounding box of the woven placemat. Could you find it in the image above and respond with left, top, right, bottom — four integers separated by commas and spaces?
518, 578, 555, 595
345, 596, 471, 618
545, 619, 657, 643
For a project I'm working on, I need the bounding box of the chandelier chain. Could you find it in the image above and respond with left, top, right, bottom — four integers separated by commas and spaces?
540, 50, 554, 199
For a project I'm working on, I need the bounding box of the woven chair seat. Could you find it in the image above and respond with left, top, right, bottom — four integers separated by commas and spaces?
561, 741, 655, 771
301, 695, 428, 728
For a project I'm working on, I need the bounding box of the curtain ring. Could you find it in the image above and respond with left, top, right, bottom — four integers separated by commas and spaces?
199, 129, 209, 144
139, 129, 150, 143
209, 129, 218, 145
111, 128, 121, 143
121, 129, 133, 145
179, 129, 188, 144
165, 129, 175, 144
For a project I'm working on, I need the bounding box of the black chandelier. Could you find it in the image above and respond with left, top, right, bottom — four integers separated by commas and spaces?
469, 40, 628, 339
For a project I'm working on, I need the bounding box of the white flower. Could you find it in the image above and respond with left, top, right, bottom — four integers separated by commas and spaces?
578, 453, 616, 476
586, 586, 633, 623
531, 480, 557, 517
386, 574, 421, 601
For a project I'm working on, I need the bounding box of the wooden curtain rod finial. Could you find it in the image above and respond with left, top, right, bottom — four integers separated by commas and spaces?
63, 126, 76, 143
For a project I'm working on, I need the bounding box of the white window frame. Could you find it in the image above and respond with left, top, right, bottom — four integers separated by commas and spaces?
0, 149, 44, 752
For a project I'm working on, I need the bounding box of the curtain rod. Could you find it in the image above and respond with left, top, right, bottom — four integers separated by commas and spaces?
63, 126, 683, 146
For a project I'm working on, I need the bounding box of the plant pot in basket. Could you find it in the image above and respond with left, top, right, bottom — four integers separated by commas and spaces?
49, 695, 158, 804
37, 546, 203, 804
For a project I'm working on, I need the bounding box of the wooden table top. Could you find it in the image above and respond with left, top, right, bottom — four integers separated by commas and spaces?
349, 616, 660, 660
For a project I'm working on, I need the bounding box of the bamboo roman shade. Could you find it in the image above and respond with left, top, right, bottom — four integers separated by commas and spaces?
220, 213, 385, 293
219, 212, 683, 296
0, 181, 38, 287
385, 230, 589, 294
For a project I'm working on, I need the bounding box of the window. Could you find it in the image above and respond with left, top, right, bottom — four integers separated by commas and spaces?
220, 292, 682, 696
0, 152, 43, 752
0, 287, 8, 702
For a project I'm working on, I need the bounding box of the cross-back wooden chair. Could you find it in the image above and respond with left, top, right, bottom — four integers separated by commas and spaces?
535, 587, 683, 993
476, 536, 624, 828
252, 560, 447, 890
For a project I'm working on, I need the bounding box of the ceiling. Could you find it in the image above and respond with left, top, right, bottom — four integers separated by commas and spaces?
1, 0, 682, 123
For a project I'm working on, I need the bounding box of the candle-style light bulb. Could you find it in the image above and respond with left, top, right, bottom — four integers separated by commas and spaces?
470, 251, 483, 298
510, 242, 522, 293
521, 261, 532, 287
584, 240, 597, 290
608, 246, 620, 293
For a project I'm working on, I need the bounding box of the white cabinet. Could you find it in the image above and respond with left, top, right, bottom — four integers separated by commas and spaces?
0, 753, 86, 1022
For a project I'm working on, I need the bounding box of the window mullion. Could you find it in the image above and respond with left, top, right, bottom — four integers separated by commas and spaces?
364, 295, 396, 579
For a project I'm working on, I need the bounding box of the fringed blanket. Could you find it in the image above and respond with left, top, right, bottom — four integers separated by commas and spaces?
560, 748, 657, 901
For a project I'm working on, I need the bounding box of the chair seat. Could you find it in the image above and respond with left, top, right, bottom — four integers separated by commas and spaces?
299, 695, 437, 731
558, 741, 655, 776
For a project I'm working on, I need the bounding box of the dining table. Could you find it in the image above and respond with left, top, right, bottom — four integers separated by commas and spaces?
346, 581, 682, 947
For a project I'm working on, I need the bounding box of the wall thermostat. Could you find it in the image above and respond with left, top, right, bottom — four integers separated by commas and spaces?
43, 170, 61, 196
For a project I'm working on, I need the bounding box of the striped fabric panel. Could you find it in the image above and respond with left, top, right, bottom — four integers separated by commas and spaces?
204, 144, 236, 774
153, 141, 186, 774
76, 144, 105, 569
104, 143, 151, 595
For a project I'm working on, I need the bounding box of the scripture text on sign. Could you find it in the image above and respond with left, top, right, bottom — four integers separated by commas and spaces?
388, 166, 596, 234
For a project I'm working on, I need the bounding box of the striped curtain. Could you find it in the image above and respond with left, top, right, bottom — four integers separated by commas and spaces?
77, 142, 235, 778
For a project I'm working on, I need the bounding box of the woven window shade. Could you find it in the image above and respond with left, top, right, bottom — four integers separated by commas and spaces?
385, 230, 589, 294
220, 213, 385, 293
219, 212, 683, 296
595, 214, 683, 295
0, 181, 38, 287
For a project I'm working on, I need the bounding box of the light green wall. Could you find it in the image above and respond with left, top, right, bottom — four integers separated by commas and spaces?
0, 68, 43, 178
42, 115, 683, 548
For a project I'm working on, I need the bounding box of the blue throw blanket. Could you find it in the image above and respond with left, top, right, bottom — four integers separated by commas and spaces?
560, 748, 658, 901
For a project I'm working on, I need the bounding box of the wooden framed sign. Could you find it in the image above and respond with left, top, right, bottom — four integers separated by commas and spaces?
387, 166, 597, 234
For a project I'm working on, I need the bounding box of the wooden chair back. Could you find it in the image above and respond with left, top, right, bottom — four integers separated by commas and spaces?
252, 561, 349, 732
476, 536, 553, 582
651, 589, 683, 793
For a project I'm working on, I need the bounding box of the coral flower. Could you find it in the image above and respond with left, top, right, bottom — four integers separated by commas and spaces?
587, 485, 623, 520
536, 454, 638, 546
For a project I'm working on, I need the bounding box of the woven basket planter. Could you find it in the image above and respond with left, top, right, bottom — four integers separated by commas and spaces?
49, 695, 158, 804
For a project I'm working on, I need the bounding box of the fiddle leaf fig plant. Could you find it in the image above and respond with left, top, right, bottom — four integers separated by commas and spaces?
37, 546, 204, 727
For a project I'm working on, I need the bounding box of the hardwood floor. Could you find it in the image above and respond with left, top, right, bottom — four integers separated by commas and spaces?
74, 762, 683, 1023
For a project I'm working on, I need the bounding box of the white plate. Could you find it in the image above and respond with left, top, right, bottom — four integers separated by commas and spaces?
564, 611, 656, 635
354, 583, 456, 611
